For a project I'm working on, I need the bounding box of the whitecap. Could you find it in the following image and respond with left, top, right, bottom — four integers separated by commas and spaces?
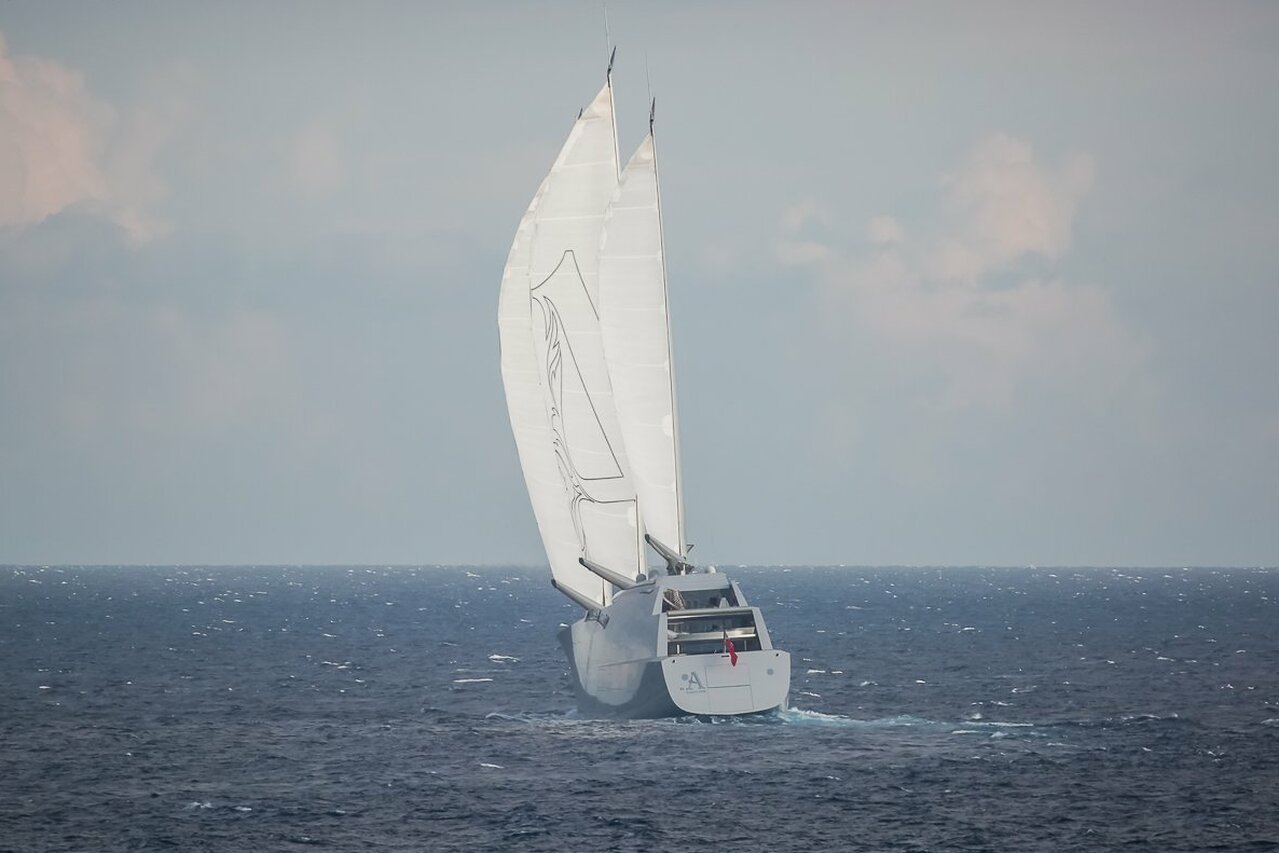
488, 654, 520, 663
479, 762, 504, 769
452, 678, 494, 684
778, 708, 854, 725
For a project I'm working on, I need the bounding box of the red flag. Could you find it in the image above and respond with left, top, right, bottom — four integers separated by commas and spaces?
723, 629, 738, 666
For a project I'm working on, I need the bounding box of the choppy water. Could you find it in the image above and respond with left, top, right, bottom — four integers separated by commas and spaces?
2, 565, 1277, 851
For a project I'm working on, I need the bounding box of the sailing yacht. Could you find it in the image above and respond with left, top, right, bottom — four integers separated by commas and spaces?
497, 59, 791, 717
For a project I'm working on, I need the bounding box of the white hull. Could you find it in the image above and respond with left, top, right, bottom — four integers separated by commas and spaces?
557, 573, 791, 718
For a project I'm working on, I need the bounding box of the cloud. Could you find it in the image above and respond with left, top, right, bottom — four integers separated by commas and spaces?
0, 32, 169, 244
778, 133, 1144, 416
930, 133, 1094, 283
0, 33, 110, 227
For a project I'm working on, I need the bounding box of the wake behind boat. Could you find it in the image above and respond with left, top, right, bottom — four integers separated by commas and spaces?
497, 55, 790, 717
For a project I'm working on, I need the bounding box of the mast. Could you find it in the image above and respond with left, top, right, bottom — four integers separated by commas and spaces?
603, 47, 648, 580
597, 94, 686, 566
604, 46, 643, 578
648, 98, 687, 556
607, 47, 621, 180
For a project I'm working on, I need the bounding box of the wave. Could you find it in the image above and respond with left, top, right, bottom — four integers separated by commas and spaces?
1043, 712, 1200, 730
483, 710, 579, 724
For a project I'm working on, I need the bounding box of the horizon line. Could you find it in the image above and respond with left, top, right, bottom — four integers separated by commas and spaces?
4, 563, 1276, 571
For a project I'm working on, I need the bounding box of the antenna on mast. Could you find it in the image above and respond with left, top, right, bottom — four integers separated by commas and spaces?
603, 2, 613, 66
601, 1, 616, 84
646, 53, 655, 132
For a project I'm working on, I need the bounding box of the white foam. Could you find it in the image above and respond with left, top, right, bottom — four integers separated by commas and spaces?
780, 707, 853, 725
452, 678, 493, 684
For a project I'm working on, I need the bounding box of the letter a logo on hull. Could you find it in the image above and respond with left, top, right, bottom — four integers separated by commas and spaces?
680, 671, 704, 693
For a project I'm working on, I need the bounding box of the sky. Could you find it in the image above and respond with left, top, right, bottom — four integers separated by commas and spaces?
1, 2, 1276, 567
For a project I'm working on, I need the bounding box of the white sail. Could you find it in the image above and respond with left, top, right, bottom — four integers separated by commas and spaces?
498, 177, 601, 605
502, 80, 643, 603
598, 132, 686, 556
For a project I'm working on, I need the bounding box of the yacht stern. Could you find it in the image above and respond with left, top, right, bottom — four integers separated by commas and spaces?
662, 649, 790, 716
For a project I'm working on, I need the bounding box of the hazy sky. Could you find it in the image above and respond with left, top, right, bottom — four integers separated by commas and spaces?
1, 2, 1276, 566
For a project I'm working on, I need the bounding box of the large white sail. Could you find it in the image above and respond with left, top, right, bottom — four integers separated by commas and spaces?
598, 132, 686, 556
498, 178, 600, 605
511, 81, 644, 601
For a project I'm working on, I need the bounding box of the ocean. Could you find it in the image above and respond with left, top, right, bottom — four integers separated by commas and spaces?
2, 565, 1277, 851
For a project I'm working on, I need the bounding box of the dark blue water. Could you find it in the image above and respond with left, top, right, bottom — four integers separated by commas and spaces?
2, 565, 1277, 851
